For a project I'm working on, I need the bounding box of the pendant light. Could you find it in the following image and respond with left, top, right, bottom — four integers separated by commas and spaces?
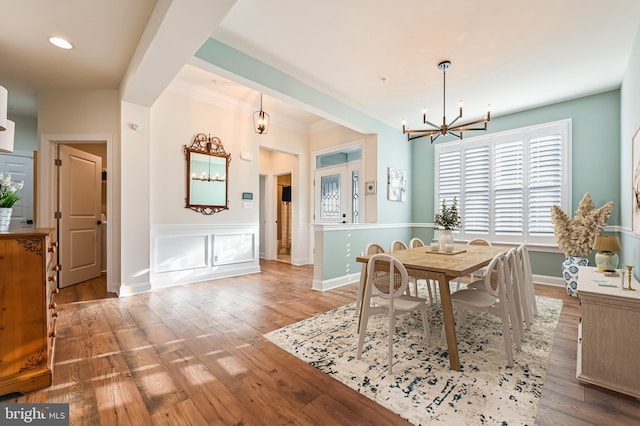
253, 93, 270, 134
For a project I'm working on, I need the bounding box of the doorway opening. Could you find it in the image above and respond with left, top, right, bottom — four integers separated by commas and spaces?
277, 173, 292, 263
56, 142, 107, 289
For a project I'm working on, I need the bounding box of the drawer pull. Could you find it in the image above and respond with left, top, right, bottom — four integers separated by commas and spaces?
48, 242, 58, 253
53, 288, 60, 294
48, 275, 57, 282
49, 330, 57, 338
49, 302, 57, 310
53, 265, 61, 272
51, 312, 59, 318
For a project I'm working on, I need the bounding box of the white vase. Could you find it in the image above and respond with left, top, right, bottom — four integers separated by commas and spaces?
562, 255, 589, 297
0, 207, 12, 231
439, 229, 454, 251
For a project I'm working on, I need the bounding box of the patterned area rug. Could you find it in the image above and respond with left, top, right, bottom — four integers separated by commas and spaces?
264, 295, 563, 425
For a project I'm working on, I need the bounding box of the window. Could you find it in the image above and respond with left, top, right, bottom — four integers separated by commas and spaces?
435, 119, 570, 245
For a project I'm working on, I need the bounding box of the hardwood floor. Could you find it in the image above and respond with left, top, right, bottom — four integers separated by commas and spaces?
3, 260, 639, 425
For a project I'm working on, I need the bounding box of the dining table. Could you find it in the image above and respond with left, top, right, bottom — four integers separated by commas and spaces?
355, 243, 506, 371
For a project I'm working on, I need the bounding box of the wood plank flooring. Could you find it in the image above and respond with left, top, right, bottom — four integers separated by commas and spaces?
3, 260, 639, 425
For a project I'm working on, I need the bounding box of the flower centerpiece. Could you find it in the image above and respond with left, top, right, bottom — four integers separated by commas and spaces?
434, 197, 461, 250
551, 192, 613, 296
0, 172, 24, 231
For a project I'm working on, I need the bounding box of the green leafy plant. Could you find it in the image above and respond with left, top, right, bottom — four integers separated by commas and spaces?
434, 197, 461, 230
0, 172, 24, 208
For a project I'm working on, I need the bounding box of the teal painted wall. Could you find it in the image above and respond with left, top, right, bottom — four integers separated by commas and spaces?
411, 90, 621, 279
619, 25, 640, 275
322, 226, 414, 279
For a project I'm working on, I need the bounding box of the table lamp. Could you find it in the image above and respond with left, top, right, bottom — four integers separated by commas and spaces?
592, 235, 621, 272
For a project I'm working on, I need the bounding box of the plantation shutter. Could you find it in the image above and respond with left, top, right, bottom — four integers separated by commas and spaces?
437, 150, 461, 211
494, 140, 524, 235
528, 134, 562, 235
463, 146, 490, 233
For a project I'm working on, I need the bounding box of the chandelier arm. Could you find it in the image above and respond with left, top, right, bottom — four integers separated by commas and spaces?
430, 133, 443, 143
449, 118, 490, 132
446, 112, 463, 128
404, 128, 441, 136
423, 119, 442, 130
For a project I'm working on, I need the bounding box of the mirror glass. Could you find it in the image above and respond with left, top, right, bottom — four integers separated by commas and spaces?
185, 134, 231, 215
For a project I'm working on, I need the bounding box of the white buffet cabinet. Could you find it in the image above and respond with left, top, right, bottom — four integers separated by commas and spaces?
576, 266, 640, 398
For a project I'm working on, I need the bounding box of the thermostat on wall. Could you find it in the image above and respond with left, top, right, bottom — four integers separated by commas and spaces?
242, 192, 253, 200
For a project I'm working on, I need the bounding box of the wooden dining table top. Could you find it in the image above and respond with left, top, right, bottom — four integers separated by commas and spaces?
356, 243, 506, 279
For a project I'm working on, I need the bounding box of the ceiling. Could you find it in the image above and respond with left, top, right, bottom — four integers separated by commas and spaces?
2, 1, 640, 132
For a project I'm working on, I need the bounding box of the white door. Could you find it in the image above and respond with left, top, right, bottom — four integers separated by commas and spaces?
58, 145, 102, 287
0, 152, 34, 225
314, 165, 349, 224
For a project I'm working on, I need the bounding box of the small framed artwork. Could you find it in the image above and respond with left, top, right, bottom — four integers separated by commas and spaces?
632, 127, 640, 234
365, 180, 376, 195
387, 167, 407, 202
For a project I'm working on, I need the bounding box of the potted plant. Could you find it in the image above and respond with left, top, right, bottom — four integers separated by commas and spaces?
551, 192, 613, 297
0, 172, 24, 231
434, 197, 461, 250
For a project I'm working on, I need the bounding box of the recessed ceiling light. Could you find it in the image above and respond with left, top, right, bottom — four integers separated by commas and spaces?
49, 37, 73, 50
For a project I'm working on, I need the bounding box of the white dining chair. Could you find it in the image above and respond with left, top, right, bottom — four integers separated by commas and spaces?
447, 252, 519, 366
517, 244, 537, 326
390, 240, 408, 252
388, 240, 422, 298
355, 243, 386, 314
456, 238, 492, 290
356, 253, 431, 374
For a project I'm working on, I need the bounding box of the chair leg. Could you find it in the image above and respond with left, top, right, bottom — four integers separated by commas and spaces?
356, 312, 370, 359
388, 313, 395, 374
420, 306, 430, 346
501, 310, 514, 367
426, 280, 436, 305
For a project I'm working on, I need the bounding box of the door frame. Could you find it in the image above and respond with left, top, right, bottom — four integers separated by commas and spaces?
38, 134, 115, 293
311, 139, 365, 225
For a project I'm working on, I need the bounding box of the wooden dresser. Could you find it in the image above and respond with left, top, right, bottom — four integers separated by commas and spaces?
0, 228, 58, 396
576, 266, 640, 398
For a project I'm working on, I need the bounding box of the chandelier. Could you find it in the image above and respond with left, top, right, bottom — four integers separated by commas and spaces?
253, 93, 270, 134
402, 60, 490, 143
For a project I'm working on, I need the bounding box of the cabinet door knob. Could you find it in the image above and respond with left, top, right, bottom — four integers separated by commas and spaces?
48, 275, 57, 282
53, 288, 60, 294
49, 302, 57, 310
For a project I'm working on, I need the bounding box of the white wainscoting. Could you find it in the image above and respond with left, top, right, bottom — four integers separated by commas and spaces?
150, 224, 260, 289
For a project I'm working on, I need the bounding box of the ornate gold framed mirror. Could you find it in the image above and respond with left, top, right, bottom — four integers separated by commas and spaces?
185, 133, 231, 215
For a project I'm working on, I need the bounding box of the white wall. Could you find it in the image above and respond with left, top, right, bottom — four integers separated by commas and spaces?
37, 89, 122, 293
147, 89, 314, 285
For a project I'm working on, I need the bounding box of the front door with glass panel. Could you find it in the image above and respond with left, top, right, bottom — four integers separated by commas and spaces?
314, 162, 361, 224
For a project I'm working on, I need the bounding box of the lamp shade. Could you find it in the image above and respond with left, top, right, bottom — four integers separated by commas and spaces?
592, 235, 621, 252
0, 85, 7, 131
0, 119, 14, 152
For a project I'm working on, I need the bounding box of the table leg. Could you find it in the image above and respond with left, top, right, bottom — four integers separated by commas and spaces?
435, 272, 460, 371
356, 263, 368, 334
